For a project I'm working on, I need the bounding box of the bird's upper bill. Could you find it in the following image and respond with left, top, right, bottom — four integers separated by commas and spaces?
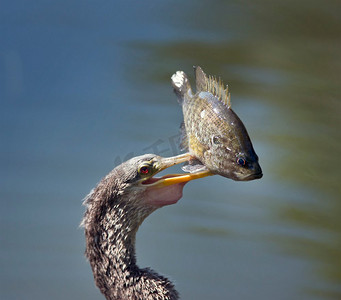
141, 153, 212, 187
139, 153, 212, 207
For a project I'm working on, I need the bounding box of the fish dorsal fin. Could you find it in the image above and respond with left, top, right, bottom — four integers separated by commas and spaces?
194, 66, 208, 92
206, 73, 231, 108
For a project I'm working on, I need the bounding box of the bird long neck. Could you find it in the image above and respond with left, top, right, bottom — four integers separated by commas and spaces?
83, 186, 179, 300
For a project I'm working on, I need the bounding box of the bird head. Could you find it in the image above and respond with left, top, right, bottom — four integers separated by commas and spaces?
82, 153, 212, 233
117, 153, 212, 208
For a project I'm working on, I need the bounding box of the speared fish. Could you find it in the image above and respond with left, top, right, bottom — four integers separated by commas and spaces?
171, 66, 262, 181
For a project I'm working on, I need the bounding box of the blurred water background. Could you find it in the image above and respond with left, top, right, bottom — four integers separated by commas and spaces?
1, 1, 340, 299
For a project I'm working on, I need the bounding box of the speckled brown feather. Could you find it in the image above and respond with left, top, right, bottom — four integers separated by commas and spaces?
82, 155, 179, 300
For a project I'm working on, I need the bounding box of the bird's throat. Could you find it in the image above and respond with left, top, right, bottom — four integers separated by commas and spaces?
144, 182, 187, 207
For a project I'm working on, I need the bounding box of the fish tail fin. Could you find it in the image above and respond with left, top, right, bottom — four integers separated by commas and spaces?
171, 71, 192, 104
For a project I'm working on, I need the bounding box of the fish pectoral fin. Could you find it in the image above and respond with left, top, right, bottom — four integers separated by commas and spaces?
194, 66, 208, 93
182, 158, 208, 173
179, 122, 189, 151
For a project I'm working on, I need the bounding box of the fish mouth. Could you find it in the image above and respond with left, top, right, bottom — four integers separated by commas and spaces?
236, 170, 263, 181
141, 153, 213, 188
231, 162, 263, 181
243, 171, 263, 181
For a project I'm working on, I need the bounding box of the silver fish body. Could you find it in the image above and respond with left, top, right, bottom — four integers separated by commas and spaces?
172, 66, 262, 181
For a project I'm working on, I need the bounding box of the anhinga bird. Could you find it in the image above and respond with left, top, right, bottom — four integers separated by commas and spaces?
82, 153, 210, 300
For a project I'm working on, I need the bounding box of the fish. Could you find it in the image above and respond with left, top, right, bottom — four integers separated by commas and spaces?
171, 66, 262, 181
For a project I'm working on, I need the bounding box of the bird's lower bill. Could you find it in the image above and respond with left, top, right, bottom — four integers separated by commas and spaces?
142, 171, 212, 187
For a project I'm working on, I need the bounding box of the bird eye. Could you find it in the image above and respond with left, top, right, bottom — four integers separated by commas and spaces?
237, 157, 246, 166
139, 165, 151, 175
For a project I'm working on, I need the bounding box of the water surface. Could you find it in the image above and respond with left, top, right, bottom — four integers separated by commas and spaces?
1, 1, 340, 299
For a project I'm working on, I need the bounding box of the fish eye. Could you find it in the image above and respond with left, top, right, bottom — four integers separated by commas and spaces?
237, 157, 246, 166
138, 164, 152, 175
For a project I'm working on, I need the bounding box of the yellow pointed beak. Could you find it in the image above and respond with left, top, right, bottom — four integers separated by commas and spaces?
143, 153, 213, 187
156, 170, 213, 187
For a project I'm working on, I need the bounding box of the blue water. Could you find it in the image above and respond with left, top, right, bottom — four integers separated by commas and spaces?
1, 1, 340, 299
